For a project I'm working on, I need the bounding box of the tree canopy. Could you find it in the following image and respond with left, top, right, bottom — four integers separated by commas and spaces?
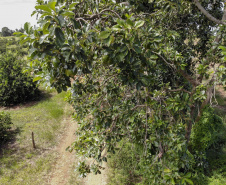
1, 27, 14, 37
15, 0, 226, 184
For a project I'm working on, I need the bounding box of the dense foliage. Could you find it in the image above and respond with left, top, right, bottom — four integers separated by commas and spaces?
16, 0, 226, 184
0, 111, 12, 141
0, 37, 28, 55
190, 107, 223, 152
0, 52, 40, 106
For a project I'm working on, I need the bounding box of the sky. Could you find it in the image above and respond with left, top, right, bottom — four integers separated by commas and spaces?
0, 0, 37, 30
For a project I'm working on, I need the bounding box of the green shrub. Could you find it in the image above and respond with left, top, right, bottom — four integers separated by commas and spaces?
0, 52, 40, 106
108, 108, 225, 185
190, 107, 223, 152
0, 37, 27, 55
189, 107, 226, 184
108, 142, 142, 185
0, 111, 12, 141
0, 38, 7, 53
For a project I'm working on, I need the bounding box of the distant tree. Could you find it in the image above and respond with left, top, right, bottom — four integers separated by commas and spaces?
15, 28, 25, 33
1, 27, 14, 37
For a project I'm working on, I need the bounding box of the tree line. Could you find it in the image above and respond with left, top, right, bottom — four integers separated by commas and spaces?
0, 27, 24, 37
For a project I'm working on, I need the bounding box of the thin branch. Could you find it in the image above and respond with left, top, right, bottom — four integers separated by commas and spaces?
178, 68, 200, 86
151, 51, 200, 86
193, 0, 226, 25
144, 94, 148, 157
100, 9, 122, 20
75, 18, 99, 32
131, 105, 147, 110
81, 9, 122, 21
167, 88, 191, 94
151, 51, 176, 70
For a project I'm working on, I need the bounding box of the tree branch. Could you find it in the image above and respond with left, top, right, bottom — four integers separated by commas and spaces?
178, 68, 200, 86
151, 51, 200, 86
100, 9, 122, 20
151, 51, 176, 70
167, 88, 191, 94
193, 0, 226, 25
131, 105, 147, 110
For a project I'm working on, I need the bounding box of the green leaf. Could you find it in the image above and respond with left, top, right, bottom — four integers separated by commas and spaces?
116, 19, 125, 27
163, 175, 170, 180
40, 12, 53, 18
69, 2, 80, 9
112, 25, 122, 31
19, 38, 30, 45
35, 5, 52, 14
43, 22, 50, 34
171, 178, 175, 185
134, 46, 142, 53
184, 172, 192, 178
107, 36, 115, 46
33, 76, 42, 82
55, 27, 65, 47
48, 1, 57, 12
184, 178, 194, 185
163, 168, 171, 173
134, 20, 145, 28
61, 11, 75, 16
56, 15, 65, 27
150, 55, 158, 59
126, 19, 134, 27
219, 46, 226, 51
13, 32, 25, 37
154, 37, 162, 42
24, 22, 31, 34
118, 53, 125, 61
39, 34, 49, 44
99, 31, 111, 39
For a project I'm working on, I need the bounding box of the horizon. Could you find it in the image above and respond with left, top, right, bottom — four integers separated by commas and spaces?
0, 0, 37, 31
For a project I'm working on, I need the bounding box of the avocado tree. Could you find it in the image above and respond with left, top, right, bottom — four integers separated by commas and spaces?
0, 52, 40, 106
16, 0, 226, 184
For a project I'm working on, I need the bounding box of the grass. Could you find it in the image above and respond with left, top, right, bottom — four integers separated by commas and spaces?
0, 88, 72, 184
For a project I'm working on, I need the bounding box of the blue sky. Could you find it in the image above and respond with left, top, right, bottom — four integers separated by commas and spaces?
0, 0, 37, 30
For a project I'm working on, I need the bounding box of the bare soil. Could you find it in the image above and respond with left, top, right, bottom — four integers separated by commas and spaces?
47, 115, 78, 185
46, 110, 108, 185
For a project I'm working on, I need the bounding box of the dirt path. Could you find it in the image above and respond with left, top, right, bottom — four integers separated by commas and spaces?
47, 112, 78, 185
46, 107, 108, 185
